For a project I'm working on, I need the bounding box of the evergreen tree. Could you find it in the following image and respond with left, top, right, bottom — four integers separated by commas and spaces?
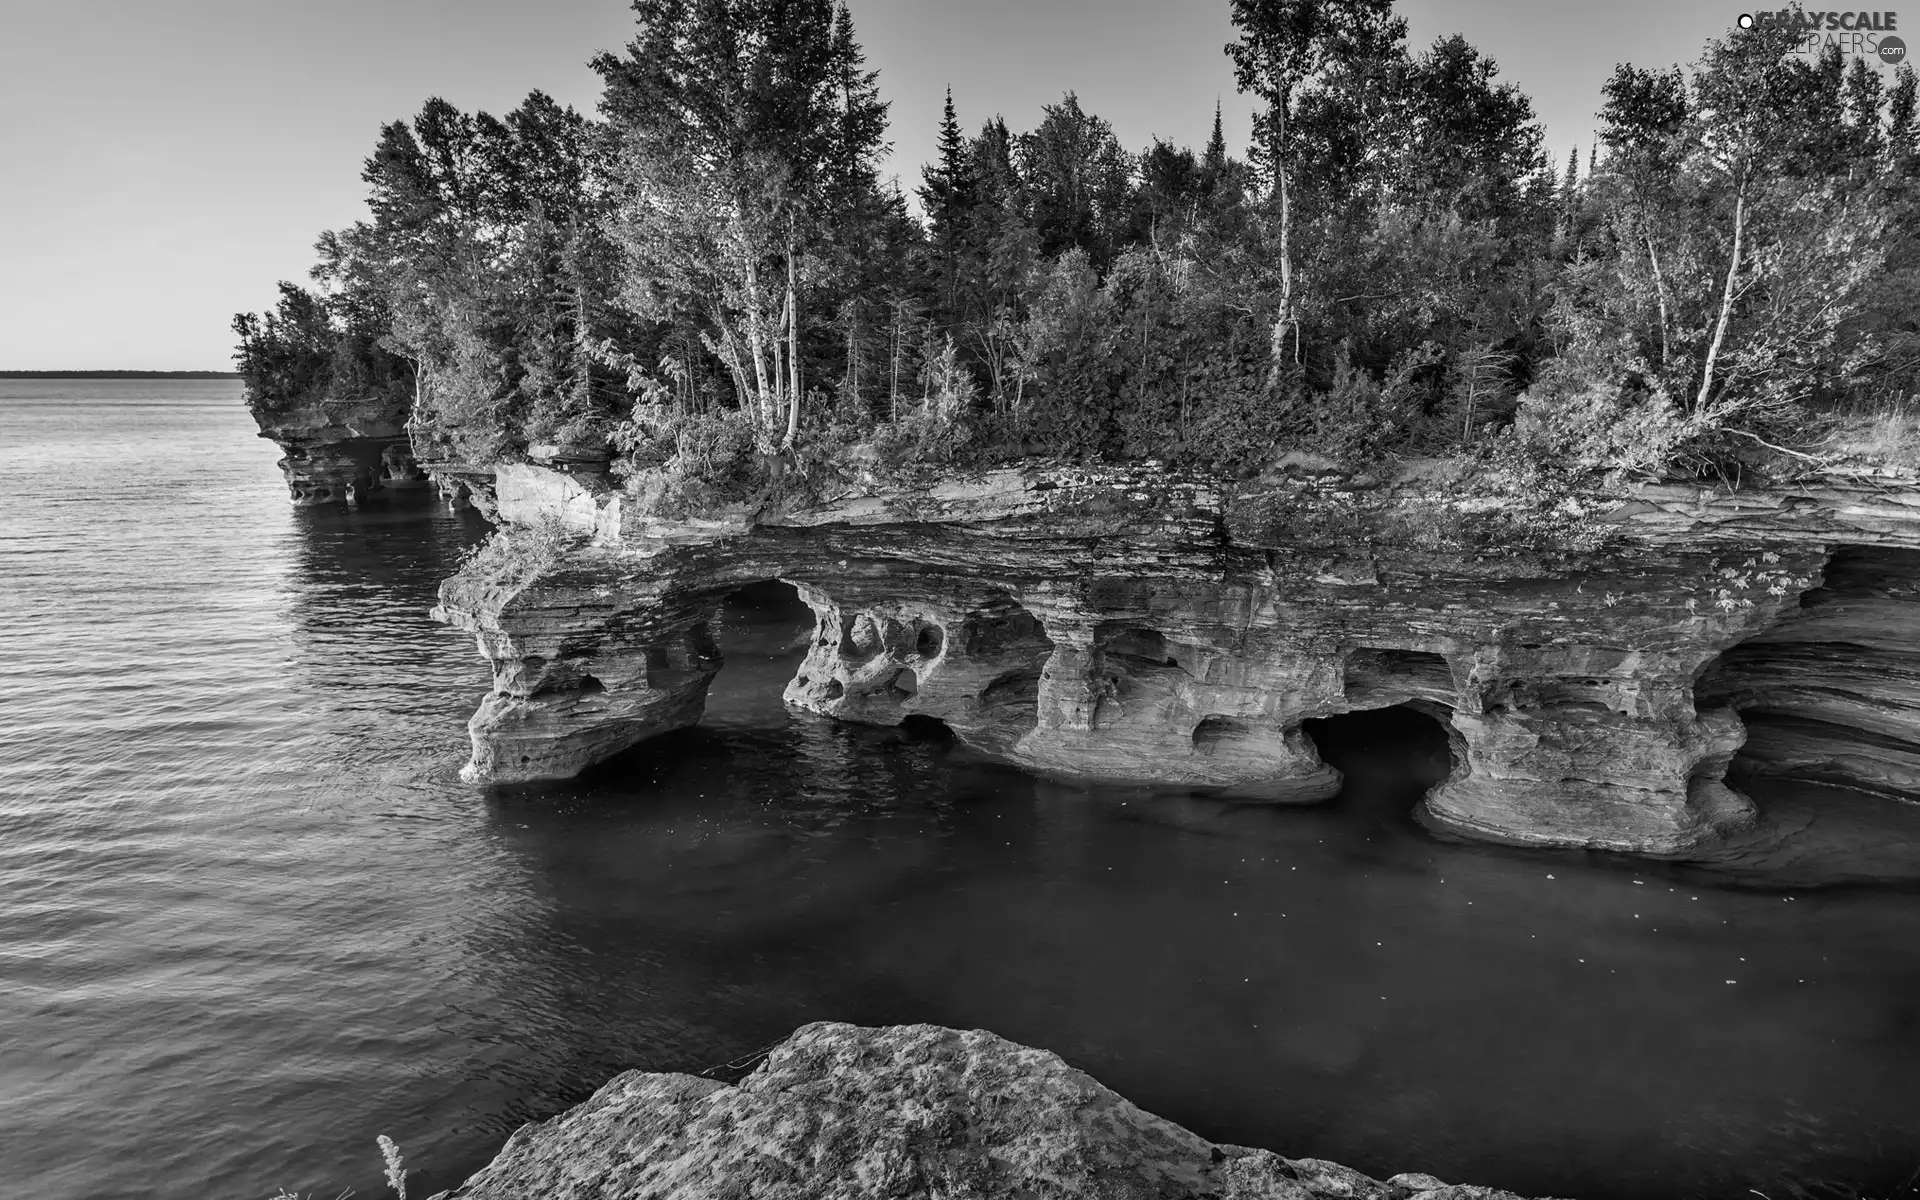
919, 88, 973, 318
1204, 100, 1229, 179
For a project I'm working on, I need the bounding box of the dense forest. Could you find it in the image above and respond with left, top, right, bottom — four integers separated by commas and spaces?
234, 0, 1920, 518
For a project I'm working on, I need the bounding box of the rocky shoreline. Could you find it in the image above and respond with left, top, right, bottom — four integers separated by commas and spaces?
239, 413, 1920, 1199
428, 1022, 1547, 1200
428, 461, 1920, 857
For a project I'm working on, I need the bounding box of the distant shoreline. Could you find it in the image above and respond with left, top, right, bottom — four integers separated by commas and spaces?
0, 370, 239, 379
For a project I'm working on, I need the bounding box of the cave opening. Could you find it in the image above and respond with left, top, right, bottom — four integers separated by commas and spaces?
1301, 704, 1459, 797
898, 713, 957, 742
1097, 623, 1185, 673
915, 625, 944, 658
724, 577, 810, 617
1191, 715, 1252, 753
962, 598, 1057, 742
704, 578, 815, 723
1692, 545, 1920, 804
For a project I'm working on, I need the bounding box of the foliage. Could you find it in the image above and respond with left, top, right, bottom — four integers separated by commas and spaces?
237, 1, 1920, 532
453, 515, 586, 590
232, 284, 412, 423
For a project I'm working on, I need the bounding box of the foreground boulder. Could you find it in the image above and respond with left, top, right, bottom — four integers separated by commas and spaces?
432, 1022, 1541, 1200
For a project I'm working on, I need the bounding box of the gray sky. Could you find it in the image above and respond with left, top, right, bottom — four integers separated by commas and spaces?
0, 1, 1771, 369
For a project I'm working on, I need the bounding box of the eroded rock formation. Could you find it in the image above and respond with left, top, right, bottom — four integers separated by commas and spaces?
1698, 545, 1920, 800
247, 390, 417, 506
429, 1022, 1545, 1200
432, 464, 1920, 855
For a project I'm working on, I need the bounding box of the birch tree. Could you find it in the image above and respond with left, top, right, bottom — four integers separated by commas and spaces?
594, 0, 888, 453
1226, 0, 1404, 377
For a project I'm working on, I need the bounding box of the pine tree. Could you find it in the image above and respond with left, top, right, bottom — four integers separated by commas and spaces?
919, 88, 972, 315
1204, 99, 1228, 177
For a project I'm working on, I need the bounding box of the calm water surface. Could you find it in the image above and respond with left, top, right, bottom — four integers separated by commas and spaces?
2, 381, 1918, 1200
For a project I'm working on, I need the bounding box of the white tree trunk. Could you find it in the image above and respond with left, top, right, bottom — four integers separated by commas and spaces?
743, 253, 773, 429
1267, 109, 1294, 381
784, 228, 801, 449
1696, 181, 1746, 413
1645, 231, 1672, 371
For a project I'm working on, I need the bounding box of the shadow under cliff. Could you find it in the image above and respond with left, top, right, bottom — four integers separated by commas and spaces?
1690, 545, 1920, 887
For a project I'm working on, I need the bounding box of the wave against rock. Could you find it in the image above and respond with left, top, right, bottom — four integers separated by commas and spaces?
430, 1021, 1546, 1200
432, 464, 1920, 856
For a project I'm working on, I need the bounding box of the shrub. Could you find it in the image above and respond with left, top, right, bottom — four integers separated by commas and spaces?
451, 516, 584, 590
1512, 329, 1689, 482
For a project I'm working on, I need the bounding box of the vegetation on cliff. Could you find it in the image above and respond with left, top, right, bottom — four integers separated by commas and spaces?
234, 0, 1920, 512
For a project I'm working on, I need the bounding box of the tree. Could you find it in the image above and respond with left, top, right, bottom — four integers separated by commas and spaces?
1687, 20, 1805, 413
1598, 64, 1689, 372
1227, 0, 1406, 374
919, 88, 972, 316
1390, 35, 1544, 226
594, 0, 888, 451
1016, 92, 1135, 265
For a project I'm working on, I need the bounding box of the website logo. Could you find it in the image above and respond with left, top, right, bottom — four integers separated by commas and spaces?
1738, 10, 1905, 60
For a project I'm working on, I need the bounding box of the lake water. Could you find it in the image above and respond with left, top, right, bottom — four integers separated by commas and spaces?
3, 380, 1919, 1200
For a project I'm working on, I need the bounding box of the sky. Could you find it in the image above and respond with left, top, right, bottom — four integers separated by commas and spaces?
0, 0, 1808, 370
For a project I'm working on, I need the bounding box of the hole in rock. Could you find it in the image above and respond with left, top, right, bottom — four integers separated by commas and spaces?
576, 674, 606, 695
1302, 705, 1459, 793
703, 579, 813, 721
890, 669, 919, 701
1098, 625, 1182, 673
898, 713, 955, 742
824, 680, 845, 700
962, 602, 1053, 658
915, 625, 945, 658
958, 598, 1054, 740
837, 611, 886, 661
1192, 715, 1254, 751
981, 670, 1041, 709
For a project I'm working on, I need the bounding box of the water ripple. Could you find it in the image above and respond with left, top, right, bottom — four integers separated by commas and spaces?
2, 383, 1918, 1200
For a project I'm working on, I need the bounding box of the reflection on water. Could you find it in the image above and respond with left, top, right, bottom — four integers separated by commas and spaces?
1, 384, 1918, 1200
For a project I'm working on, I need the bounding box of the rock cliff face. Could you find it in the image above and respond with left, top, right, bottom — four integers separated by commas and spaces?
1697, 544, 1920, 799
430, 1022, 1544, 1200
432, 464, 1920, 856
246, 390, 425, 505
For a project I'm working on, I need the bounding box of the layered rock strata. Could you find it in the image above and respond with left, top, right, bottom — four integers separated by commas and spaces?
430, 1022, 1544, 1200
247, 390, 417, 506
434, 464, 1920, 853
1697, 545, 1920, 799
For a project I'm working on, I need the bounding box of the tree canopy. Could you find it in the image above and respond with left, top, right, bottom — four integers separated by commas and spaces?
235, 1, 1920, 506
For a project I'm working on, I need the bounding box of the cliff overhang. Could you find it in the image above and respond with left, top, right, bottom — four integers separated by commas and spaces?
246, 391, 427, 506
432, 463, 1920, 856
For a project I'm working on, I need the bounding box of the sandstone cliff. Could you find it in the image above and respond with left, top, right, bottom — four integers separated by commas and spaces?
245, 388, 427, 506
430, 1022, 1543, 1200
432, 463, 1920, 856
